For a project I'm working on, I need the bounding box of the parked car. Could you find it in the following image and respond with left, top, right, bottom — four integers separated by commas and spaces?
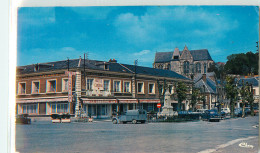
203, 109, 220, 122
112, 109, 147, 124
221, 108, 230, 114
16, 114, 31, 124
234, 108, 242, 117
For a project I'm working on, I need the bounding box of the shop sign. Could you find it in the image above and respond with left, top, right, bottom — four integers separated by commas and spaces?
94, 79, 104, 90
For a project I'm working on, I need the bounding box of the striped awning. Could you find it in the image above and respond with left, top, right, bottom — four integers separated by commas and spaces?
82, 99, 117, 104
16, 98, 68, 103
139, 99, 160, 103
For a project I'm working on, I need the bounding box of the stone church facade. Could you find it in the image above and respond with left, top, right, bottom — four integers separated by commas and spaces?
153, 46, 214, 78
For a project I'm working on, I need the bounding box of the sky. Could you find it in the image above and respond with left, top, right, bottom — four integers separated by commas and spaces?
17, 6, 259, 67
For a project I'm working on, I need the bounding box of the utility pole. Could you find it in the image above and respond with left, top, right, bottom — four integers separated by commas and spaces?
134, 60, 139, 109
67, 57, 70, 71
256, 41, 259, 53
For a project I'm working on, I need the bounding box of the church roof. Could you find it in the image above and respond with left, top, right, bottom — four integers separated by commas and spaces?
154, 48, 213, 63
154, 52, 173, 63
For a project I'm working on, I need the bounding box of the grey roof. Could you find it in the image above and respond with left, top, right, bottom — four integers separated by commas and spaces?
110, 63, 190, 80
154, 52, 173, 63
17, 58, 190, 80
154, 48, 213, 63
237, 77, 259, 87
194, 75, 217, 94
190, 49, 213, 61
17, 59, 80, 74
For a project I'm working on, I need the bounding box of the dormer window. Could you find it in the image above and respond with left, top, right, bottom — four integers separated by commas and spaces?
34, 64, 39, 71
174, 56, 179, 60
104, 64, 109, 70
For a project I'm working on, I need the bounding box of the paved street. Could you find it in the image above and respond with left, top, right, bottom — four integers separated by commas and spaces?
16, 116, 258, 153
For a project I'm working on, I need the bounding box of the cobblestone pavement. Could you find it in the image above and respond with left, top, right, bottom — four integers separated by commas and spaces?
16, 116, 258, 153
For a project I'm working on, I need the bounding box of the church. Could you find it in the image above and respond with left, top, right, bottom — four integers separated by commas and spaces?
153, 46, 214, 78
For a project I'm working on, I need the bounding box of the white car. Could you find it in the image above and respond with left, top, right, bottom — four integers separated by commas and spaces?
221, 108, 230, 114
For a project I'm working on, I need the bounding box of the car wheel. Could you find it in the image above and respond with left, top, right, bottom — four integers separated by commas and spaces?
112, 119, 118, 124
132, 119, 137, 124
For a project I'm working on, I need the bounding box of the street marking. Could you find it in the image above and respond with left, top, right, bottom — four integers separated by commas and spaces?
198, 136, 257, 153
238, 142, 254, 148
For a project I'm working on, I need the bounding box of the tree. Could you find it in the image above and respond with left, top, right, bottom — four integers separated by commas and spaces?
176, 82, 188, 111
245, 83, 254, 116
239, 80, 247, 118
157, 79, 167, 105
224, 52, 258, 75
225, 76, 238, 118
190, 86, 200, 111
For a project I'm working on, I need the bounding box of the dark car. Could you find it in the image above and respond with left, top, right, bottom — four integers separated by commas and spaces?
16, 114, 31, 124
203, 109, 220, 122
234, 108, 242, 117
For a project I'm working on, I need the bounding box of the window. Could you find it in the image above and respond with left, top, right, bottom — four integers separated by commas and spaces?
47, 80, 56, 92
32, 81, 40, 94
204, 63, 207, 73
18, 82, 26, 94
148, 83, 155, 94
114, 81, 121, 92
137, 82, 144, 93
62, 79, 69, 91
104, 80, 110, 91
196, 63, 201, 73
87, 79, 94, 90
183, 61, 190, 74
22, 104, 37, 114
124, 82, 130, 93
174, 56, 179, 60
51, 103, 68, 113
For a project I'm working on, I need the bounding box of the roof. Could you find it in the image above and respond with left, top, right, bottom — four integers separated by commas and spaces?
237, 77, 259, 87
194, 74, 217, 94
17, 59, 81, 74
154, 52, 173, 63
189, 49, 213, 61
17, 58, 190, 81
154, 48, 213, 63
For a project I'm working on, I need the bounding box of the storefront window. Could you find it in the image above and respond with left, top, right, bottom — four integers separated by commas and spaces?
22, 104, 37, 114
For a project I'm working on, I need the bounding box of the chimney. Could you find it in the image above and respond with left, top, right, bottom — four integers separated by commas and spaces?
202, 74, 207, 82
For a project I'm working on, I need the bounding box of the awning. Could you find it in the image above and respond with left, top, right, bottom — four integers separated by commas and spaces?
139, 99, 160, 103
16, 98, 68, 103
82, 99, 117, 104
119, 99, 138, 103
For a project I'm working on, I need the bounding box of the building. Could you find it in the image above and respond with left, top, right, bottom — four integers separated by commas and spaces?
236, 77, 259, 108
16, 58, 192, 118
193, 73, 218, 110
153, 45, 214, 78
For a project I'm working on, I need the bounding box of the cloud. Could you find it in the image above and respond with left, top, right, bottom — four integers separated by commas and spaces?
69, 7, 115, 20
113, 6, 239, 47
133, 50, 150, 56
18, 47, 84, 66
18, 7, 56, 26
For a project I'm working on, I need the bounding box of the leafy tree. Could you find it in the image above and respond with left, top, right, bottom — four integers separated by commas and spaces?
190, 86, 200, 111
157, 79, 167, 105
225, 76, 238, 118
208, 62, 226, 80
239, 80, 247, 118
224, 52, 258, 75
245, 83, 254, 116
176, 82, 188, 111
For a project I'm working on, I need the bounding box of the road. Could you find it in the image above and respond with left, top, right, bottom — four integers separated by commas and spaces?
16, 116, 258, 153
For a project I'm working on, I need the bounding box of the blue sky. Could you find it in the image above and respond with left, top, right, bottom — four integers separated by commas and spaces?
17, 6, 259, 67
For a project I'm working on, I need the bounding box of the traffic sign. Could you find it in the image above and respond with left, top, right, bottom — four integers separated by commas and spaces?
157, 103, 161, 108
